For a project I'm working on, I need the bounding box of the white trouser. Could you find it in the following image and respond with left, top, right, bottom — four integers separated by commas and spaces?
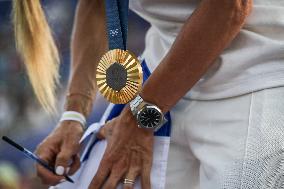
166, 86, 284, 189
53, 86, 284, 189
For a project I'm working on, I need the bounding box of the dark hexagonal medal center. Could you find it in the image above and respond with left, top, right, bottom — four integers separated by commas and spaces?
106, 63, 127, 91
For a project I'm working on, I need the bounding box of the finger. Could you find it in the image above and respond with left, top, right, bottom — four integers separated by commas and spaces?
55, 148, 76, 176
123, 173, 138, 189
36, 164, 65, 185
103, 157, 128, 189
67, 154, 81, 175
97, 126, 107, 139
35, 149, 63, 185
141, 157, 152, 189
123, 151, 142, 189
97, 120, 115, 140
89, 158, 111, 189
55, 137, 81, 175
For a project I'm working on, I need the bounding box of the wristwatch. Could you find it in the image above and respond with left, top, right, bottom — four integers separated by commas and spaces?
130, 95, 167, 131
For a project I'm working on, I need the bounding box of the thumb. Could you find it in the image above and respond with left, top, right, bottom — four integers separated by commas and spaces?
97, 126, 107, 139
97, 120, 115, 139
55, 147, 76, 176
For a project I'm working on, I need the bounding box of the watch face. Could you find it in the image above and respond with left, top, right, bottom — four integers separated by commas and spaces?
137, 106, 163, 129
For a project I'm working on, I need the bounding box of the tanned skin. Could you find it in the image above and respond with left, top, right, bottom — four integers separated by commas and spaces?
35, 0, 253, 188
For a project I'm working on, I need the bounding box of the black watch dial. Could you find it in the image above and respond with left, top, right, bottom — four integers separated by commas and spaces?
138, 106, 162, 129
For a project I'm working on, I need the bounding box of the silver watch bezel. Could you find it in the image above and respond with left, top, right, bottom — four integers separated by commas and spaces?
136, 104, 164, 131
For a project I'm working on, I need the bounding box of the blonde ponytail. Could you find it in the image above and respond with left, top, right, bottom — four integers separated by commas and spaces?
13, 0, 60, 113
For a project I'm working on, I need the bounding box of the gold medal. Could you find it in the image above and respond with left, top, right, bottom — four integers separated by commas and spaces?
96, 49, 143, 104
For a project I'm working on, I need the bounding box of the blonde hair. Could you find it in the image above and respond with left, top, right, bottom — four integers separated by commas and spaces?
13, 0, 60, 113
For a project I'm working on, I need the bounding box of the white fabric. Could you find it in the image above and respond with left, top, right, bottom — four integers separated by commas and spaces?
53, 86, 284, 189
130, 0, 284, 100
166, 86, 284, 189
53, 136, 170, 189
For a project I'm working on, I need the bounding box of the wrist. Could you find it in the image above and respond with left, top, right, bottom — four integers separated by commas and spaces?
65, 93, 93, 117
129, 94, 168, 132
122, 105, 155, 134
121, 105, 136, 124
139, 92, 169, 114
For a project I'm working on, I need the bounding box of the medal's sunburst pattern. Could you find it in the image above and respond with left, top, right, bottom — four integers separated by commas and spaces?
96, 49, 143, 104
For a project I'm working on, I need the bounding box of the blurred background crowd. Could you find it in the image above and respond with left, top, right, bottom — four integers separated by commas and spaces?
0, 0, 148, 188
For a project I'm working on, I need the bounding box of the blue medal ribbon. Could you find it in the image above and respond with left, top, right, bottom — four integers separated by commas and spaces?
105, 0, 129, 50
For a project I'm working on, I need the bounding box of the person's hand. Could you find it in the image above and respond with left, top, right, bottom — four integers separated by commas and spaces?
89, 106, 154, 189
35, 121, 83, 185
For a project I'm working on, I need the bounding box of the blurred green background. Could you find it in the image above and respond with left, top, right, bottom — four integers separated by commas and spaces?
0, 1, 148, 188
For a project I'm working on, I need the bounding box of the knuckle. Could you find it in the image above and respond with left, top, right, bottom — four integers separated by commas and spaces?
74, 159, 81, 167
35, 143, 45, 154
69, 141, 80, 149
102, 156, 112, 165
56, 154, 70, 165
131, 166, 141, 175
111, 173, 121, 182
95, 172, 105, 181
57, 154, 69, 162
107, 181, 116, 189
75, 163, 81, 170
64, 138, 80, 149
117, 164, 128, 175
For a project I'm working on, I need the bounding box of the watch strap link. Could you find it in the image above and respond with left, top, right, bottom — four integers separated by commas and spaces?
130, 95, 144, 114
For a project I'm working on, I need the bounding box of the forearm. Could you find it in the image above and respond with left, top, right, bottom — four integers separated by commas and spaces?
141, 0, 253, 113
65, 0, 107, 117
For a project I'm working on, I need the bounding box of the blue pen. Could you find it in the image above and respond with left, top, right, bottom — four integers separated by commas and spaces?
2, 136, 74, 183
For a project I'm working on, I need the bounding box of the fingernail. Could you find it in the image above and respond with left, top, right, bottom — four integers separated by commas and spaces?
66, 167, 70, 174
60, 178, 67, 183
55, 166, 65, 175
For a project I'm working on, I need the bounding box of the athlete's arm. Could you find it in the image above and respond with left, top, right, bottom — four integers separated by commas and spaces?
141, 0, 253, 112
35, 0, 107, 185
88, 1, 253, 189
66, 0, 107, 117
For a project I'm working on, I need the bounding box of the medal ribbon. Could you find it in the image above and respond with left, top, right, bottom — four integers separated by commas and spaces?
105, 0, 129, 50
